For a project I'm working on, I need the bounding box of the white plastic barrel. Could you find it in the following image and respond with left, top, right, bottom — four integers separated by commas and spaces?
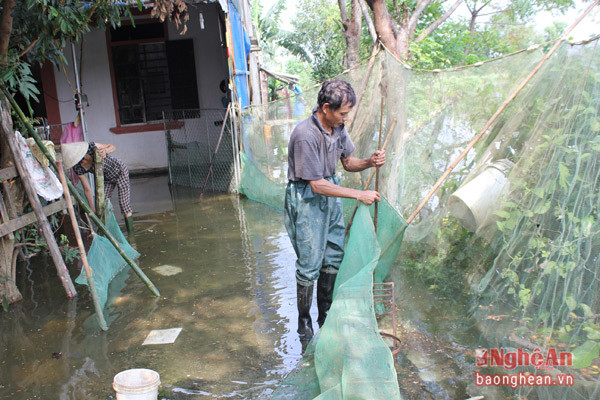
113, 369, 161, 400
448, 159, 514, 232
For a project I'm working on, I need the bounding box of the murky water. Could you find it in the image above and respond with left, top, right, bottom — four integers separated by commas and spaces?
1, 175, 516, 400
1, 176, 309, 399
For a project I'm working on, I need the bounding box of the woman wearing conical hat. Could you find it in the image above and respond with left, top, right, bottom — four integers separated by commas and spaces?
62, 141, 134, 235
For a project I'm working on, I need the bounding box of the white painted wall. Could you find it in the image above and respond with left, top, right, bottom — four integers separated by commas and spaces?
53, 4, 229, 172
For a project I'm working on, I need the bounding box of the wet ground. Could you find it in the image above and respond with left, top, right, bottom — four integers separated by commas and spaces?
1, 174, 511, 399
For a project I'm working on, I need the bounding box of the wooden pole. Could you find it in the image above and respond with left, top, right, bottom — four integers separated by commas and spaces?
0, 107, 77, 298
345, 119, 397, 237
94, 149, 105, 223
199, 103, 231, 201
374, 96, 385, 232
1, 86, 160, 297
57, 161, 108, 330
405, 0, 600, 226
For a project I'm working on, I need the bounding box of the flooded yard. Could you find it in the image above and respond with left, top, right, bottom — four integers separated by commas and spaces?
1, 175, 304, 399
1, 175, 522, 400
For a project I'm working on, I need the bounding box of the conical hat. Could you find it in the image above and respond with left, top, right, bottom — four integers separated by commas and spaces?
61, 142, 89, 169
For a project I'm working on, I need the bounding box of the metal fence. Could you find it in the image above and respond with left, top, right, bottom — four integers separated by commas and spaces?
163, 108, 238, 193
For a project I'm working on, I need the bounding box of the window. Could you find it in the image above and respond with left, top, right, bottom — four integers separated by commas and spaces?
109, 22, 199, 125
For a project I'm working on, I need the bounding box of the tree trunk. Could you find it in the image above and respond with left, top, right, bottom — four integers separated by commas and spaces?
366, 0, 411, 60
366, 0, 462, 61
0, 0, 15, 65
469, 10, 478, 33
339, 0, 362, 69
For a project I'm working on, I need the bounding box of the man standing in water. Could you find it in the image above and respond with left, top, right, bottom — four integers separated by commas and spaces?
285, 79, 386, 343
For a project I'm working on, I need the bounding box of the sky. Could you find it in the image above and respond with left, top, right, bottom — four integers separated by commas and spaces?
258, 0, 599, 41
534, 0, 599, 41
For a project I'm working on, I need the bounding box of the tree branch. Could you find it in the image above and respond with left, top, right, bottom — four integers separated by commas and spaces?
359, 0, 377, 42
338, 0, 350, 28
476, 0, 493, 14
18, 38, 40, 58
415, 0, 463, 43
407, 0, 432, 36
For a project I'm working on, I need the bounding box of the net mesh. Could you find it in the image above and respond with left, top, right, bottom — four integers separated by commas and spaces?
75, 201, 140, 312
238, 38, 600, 399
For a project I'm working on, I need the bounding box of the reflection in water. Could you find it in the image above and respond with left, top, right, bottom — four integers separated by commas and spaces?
1, 176, 496, 400
0, 180, 303, 399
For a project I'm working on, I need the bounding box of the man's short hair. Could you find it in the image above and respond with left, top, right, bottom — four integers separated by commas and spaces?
317, 79, 356, 110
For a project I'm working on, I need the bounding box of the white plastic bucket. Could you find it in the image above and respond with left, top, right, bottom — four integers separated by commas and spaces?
113, 369, 161, 400
448, 159, 514, 232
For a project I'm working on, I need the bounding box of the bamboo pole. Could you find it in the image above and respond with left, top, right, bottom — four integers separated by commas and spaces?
1, 86, 160, 297
0, 105, 77, 298
199, 103, 231, 201
57, 160, 108, 330
345, 119, 397, 237
374, 96, 385, 232
371, 1, 600, 259
405, 0, 600, 226
94, 149, 105, 223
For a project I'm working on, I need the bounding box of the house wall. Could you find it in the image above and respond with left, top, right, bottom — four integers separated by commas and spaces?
53, 4, 229, 172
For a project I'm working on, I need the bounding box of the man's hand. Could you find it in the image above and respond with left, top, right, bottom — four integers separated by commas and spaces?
369, 150, 386, 167
357, 190, 381, 205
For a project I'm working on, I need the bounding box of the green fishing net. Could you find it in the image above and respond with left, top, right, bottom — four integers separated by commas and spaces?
75, 201, 140, 314
238, 37, 600, 399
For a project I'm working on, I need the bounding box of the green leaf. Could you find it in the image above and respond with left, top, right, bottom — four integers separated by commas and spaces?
533, 200, 551, 215
518, 287, 531, 308
578, 303, 593, 317
532, 187, 545, 198
584, 327, 600, 341
581, 216, 594, 237
559, 163, 570, 189
571, 341, 600, 369
494, 210, 511, 219
565, 296, 576, 311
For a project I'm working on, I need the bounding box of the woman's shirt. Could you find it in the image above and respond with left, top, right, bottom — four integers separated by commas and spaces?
72, 142, 123, 182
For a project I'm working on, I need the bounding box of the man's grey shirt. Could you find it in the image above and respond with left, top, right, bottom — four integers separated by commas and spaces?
287, 109, 356, 182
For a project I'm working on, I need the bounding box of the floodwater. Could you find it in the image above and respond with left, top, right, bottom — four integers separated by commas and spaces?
1, 174, 508, 400
0, 175, 306, 399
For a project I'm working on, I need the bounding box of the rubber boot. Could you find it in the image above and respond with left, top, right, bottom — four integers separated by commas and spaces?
124, 215, 134, 236
297, 283, 314, 342
317, 271, 337, 327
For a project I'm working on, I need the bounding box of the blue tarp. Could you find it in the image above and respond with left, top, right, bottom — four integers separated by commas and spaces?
228, 0, 251, 108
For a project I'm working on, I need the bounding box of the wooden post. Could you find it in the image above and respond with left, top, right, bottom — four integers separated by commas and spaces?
374, 96, 385, 232
94, 149, 105, 223
57, 161, 108, 330
0, 191, 22, 303
0, 107, 77, 298
199, 103, 231, 201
